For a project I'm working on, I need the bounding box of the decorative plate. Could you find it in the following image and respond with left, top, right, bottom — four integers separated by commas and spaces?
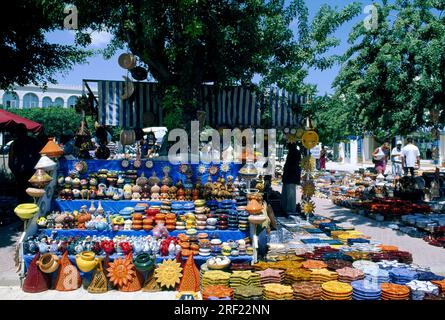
198, 165, 207, 174
163, 166, 171, 174
302, 130, 319, 149
74, 161, 87, 174
208, 165, 219, 176
121, 159, 130, 168
155, 259, 183, 289
145, 160, 154, 169
133, 159, 142, 169
179, 164, 189, 174
221, 163, 230, 173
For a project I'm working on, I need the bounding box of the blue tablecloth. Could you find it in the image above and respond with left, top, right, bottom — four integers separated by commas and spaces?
58, 159, 243, 185
39, 229, 248, 242
53, 199, 164, 212
24, 253, 252, 271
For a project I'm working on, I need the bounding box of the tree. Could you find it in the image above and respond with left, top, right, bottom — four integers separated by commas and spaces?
0, 0, 91, 90
305, 94, 354, 146
333, 0, 445, 136
44, 0, 361, 129
5, 106, 89, 139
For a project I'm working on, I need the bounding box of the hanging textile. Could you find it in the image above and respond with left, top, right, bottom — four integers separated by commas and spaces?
98, 81, 305, 128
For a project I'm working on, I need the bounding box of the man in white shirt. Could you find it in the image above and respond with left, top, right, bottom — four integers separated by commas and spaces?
401, 138, 420, 177
391, 140, 403, 177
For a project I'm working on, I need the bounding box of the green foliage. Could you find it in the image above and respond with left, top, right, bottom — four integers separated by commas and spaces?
43, 0, 361, 127
305, 95, 354, 145
334, 0, 445, 136
5, 106, 88, 138
0, 0, 92, 90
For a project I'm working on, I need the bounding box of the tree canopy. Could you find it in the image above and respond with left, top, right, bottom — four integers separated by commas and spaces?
41, 0, 361, 128
0, 0, 91, 90
332, 0, 445, 137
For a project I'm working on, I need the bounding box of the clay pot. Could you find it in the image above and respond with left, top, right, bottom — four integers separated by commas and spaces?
75, 251, 99, 273
37, 253, 59, 273
161, 185, 169, 194
29, 169, 52, 188
246, 198, 263, 215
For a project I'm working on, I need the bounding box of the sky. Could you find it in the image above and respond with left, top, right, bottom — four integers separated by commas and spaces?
48, 0, 366, 95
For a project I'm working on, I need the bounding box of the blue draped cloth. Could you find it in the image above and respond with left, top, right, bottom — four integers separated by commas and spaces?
58, 159, 243, 186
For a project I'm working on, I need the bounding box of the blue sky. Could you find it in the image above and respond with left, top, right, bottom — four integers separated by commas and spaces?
48, 0, 365, 95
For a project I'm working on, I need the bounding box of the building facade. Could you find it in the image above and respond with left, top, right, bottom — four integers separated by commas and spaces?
0, 84, 97, 109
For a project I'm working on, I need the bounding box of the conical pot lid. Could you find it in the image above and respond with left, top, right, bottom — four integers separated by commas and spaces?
40, 138, 64, 158
34, 155, 57, 170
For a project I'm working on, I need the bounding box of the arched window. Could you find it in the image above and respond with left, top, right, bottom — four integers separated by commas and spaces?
2, 92, 19, 108
23, 93, 39, 108
42, 96, 52, 108
67, 96, 78, 108
54, 97, 64, 107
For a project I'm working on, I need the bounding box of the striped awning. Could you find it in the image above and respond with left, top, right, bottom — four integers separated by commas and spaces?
98, 81, 305, 128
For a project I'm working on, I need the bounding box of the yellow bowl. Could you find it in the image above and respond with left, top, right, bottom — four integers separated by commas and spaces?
14, 203, 39, 220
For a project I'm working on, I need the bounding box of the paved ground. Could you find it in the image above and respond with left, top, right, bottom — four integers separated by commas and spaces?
0, 222, 21, 287
314, 197, 445, 276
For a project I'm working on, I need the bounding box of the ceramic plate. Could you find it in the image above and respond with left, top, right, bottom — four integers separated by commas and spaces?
198, 165, 207, 174
163, 166, 171, 174
145, 160, 154, 168
121, 159, 130, 168
209, 165, 219, 175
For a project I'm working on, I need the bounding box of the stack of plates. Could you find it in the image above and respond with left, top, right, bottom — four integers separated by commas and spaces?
310, 269, 338, 284
228, 209, 238, 230
416, 271, 445, 282
302, 259, 327, 270
322, 252, 353, 262
352, 260, 378, 273
171, 202, 184, 216
432, 279, 445, 292
423, 292, 445, 300
238, 211, 249, 231
257, 268, 284, 285
406, 280, 439, 300
389, 268, 418, 285
202, 270, 231, 289
263, 283, 294, 300
326, 259, 352, 271
292, 282, 322, 300
380, 283, 410, 300
231, 263, 254, 271
229, 271, 261, 288
233, 285, 263, 300
207, 200, 218, 215
202, 285, 234, 300
351, 280, 381, 300
364, 269, 390, 284
336, 267, 364, 283
283, 268, 312, 284
321, 281, 353, 300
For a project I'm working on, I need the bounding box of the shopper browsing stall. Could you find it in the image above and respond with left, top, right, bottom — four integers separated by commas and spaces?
391, 141, 403, 177
281, 142, 301, 215
372, 141, 390, 174
401, 138, 420, 177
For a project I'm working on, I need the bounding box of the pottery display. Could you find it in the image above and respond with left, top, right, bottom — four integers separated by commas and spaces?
29, 169, 52, 188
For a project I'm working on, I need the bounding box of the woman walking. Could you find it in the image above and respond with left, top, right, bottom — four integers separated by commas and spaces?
372, 141, 390, 174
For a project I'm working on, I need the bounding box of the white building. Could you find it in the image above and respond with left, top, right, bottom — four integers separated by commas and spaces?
0, 84, 97, 109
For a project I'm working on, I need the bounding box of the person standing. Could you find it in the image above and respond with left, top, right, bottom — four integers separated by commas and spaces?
401, 137, 420, 176
391, 140, 403, 177
281, 142, 301, 215
8, 124, 41, 202
319, 146, 327, 171
372, 141, 390, 174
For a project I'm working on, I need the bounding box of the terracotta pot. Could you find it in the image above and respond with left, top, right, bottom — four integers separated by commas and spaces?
246, 198, 263, 215
37, 253, 59, 273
